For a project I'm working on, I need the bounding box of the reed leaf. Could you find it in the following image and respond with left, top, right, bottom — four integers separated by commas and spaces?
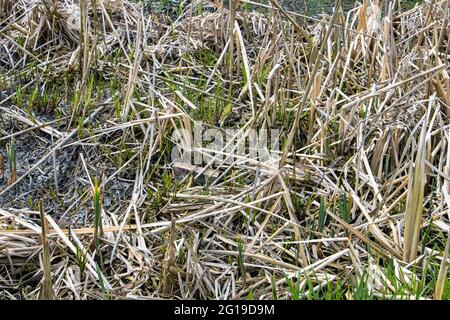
402, 110, 429, 263
434, 231, 450, 300
38, 200, 54, 300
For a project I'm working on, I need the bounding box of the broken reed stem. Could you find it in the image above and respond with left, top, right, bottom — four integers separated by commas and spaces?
227, 0, 238, 78
1, 0, 449, 301
268, 0, 312, 47
38, 200, 54, 300
93, 177, 103, 256
280, 0, 342, 167
434, 230, 450, 300
69, 0, 90, 127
